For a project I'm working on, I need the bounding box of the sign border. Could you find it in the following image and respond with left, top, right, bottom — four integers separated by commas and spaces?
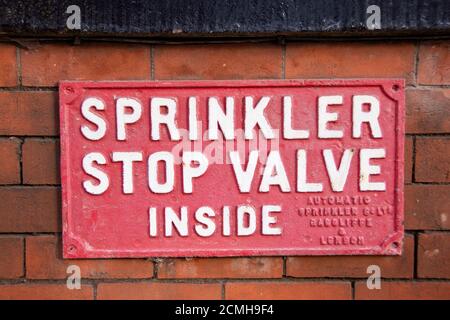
59, 79, 405, 258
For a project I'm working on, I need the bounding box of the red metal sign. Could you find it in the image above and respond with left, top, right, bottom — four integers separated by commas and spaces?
60, 80, 404, 258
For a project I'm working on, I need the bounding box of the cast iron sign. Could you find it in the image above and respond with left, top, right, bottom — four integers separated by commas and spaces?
60, 80, 404, 258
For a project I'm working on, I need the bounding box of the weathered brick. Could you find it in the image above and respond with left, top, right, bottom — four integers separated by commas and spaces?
23, 139, 60, 184
225, 281, 351, 300
0, 92, 58, 136
158, 257, 283, 279
418, 233, 450, 279
405, 136, 413, 184
0, 44, 18, 87
0, 237, 23, 279
355, 281, 450, 300
406, 89, 450, 134
0, 284, 93, 300
154, 44, 282, 80
286, 234, 414, 278
97, 282, 222, 300
21, 43, 150, 86
415, 137, 450, 183
0, 138, 21, 184
405, 185, 450, 230
0, 187, 59, 232
26, 235, 154, 279
286, 42, 415, 84
418, 41, 450, 85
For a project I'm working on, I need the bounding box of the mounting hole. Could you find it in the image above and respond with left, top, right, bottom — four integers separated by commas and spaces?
392, 84, 400, 92
391, 242, 400, 249
64, 86, 75, 94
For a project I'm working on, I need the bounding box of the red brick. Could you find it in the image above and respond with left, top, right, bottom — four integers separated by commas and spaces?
405, 137, 413, 184
286, 42, 415, 84
0, 284, 93, 300
21, 43, 150, 86
26, 235, 153, 279
405, 185, 450, 230
225, 281, 351, 300
406, 89, 450, 134
154, 44, 281, 80
418, 41, 450, 85
355, 281, 450, 300
0, 138, 21, 184
97, 282, 222, 300
0, 44, 18, 86
0, 187, 59, 232
0, 92, 58, 136
286, 234, 414, 278
158, 257, 283, 279
0, 237, 23, 279
415, 137, 450, 183
418, 233, 450, 279
23, 139, 60, 184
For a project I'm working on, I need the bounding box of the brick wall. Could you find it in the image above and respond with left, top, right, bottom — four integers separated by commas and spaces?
0, 40, 448, 300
